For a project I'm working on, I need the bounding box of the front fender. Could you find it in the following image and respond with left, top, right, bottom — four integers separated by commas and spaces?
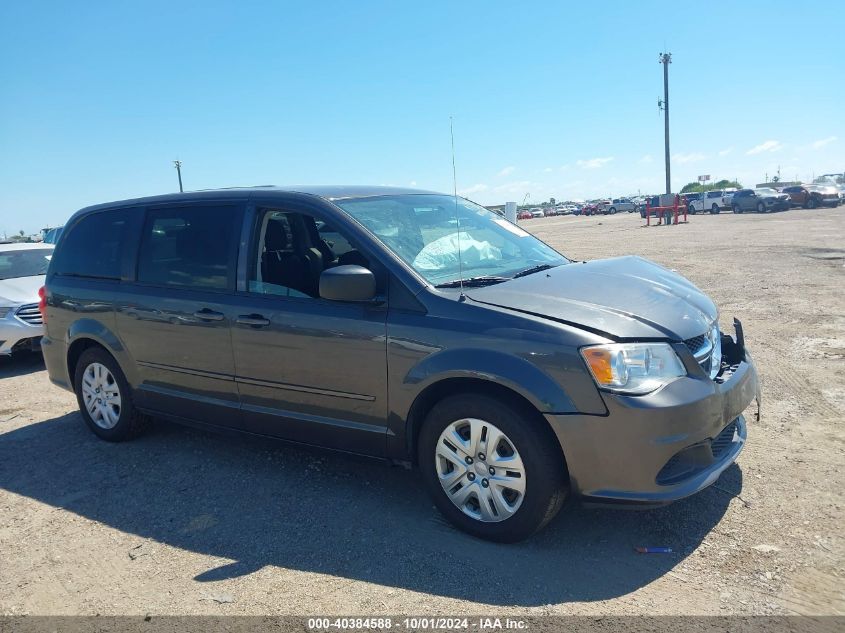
404, 348, 577, 415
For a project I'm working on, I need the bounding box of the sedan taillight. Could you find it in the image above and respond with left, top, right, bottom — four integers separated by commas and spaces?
38, 286, 47, 323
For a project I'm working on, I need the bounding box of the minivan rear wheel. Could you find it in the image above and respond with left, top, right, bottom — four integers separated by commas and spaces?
73, 347, 148, 441
418, 394, 567, 542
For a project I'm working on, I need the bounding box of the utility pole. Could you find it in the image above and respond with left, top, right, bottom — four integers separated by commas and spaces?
658, 53, 672, 194
174, 160, 184, 193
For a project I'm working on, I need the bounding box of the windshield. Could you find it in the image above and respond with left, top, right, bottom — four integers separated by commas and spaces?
335, 194, 568, 285
0, 248, 53, 280
755, 188, 779, 196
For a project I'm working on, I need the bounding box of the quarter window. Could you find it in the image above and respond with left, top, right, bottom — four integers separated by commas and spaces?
51, 209, 131, 279
137, 206, 241, 290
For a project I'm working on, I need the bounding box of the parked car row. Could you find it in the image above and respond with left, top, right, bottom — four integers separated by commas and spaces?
516, 198, 650, 220
678, 184, 842, 216
730, 185, 842, 213
514, 182, 842, 222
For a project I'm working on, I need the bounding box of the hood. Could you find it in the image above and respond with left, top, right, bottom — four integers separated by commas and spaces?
466, 256, 717, 340
0, 275, 44, 306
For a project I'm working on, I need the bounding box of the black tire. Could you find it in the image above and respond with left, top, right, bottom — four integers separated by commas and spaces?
609, 207, 616, 214
711, 204, 720, 214
73, 347, 149, 442
733, 205, 742, 214
418, 393, 568, 543
807, 197, 818, 209
757, 202, 766, 213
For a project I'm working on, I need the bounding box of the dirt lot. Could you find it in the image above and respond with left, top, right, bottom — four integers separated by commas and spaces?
1, 207, 843, 616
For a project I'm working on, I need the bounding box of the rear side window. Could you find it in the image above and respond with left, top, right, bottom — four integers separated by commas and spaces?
51, 209, 131, 279
137, 205, 242, 291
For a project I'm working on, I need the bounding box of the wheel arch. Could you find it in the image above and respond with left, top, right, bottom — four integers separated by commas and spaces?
403, 376, 570, 480
66, 320, 138, 387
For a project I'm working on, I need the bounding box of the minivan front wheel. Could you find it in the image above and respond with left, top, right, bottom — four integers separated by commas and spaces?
418, 394, 567, 542
73, 347, 148, 441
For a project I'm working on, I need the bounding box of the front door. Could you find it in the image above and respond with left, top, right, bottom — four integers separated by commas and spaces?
742, 192, 756, 211
115, 203, 244, 426
231, 207, 389, 456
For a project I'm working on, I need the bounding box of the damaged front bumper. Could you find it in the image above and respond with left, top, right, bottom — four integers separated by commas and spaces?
546, 320, 761, 506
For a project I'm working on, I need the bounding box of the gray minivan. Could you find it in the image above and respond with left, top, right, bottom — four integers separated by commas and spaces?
41, 186, 760, 542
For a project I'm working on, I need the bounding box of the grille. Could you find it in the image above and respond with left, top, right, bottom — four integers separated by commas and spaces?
711, 419, 739, 458
15, 303, 42, 326
683, 334, 707, 356
684, 327, 722, 379
656, 418, 741, 485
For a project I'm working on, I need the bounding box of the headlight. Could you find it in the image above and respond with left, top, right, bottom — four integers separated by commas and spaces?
0, 307, 11, 319
580, 343, 686, 395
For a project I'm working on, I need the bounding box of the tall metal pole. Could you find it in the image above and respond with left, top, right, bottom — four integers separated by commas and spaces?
174, 160, 184, 193
660, 53, 672, 194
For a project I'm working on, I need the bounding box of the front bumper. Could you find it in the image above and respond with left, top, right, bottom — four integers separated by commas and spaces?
545, 346, 760, 506
0, 308, 44, 355
767, 201, 791, 211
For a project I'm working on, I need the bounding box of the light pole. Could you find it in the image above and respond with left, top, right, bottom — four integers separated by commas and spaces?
658, 53, 672, 194
174, 160, 183, 193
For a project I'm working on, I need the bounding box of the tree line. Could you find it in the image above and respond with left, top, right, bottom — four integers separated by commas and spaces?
680, 179, 742, 194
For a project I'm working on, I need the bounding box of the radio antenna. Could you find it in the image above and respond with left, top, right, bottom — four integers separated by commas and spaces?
450, 116, 466, 301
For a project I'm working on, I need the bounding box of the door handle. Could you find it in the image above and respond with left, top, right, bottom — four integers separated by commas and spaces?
193, 309, 225, 321
236, 314, 270, 327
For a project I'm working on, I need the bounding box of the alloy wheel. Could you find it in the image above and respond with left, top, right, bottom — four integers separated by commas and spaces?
81, 362, 122, 429
435, 418, 526, 522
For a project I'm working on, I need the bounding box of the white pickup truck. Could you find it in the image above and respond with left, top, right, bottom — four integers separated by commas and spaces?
687, 190, 731, 214
598, 198, 637, 214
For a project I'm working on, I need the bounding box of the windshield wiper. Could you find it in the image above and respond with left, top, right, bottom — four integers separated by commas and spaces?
511, 263, 558, 279
435, 276, 509, 288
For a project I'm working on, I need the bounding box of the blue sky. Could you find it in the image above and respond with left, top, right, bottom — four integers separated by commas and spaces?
1, 0, 842, 235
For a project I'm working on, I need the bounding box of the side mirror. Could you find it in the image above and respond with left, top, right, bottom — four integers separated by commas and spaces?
319, 265, 376, 302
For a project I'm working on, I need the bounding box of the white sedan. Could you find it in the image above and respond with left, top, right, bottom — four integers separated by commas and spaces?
0, 243, 53, 356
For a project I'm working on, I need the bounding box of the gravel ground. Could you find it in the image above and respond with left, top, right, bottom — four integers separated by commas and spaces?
0, 207, 842, 616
